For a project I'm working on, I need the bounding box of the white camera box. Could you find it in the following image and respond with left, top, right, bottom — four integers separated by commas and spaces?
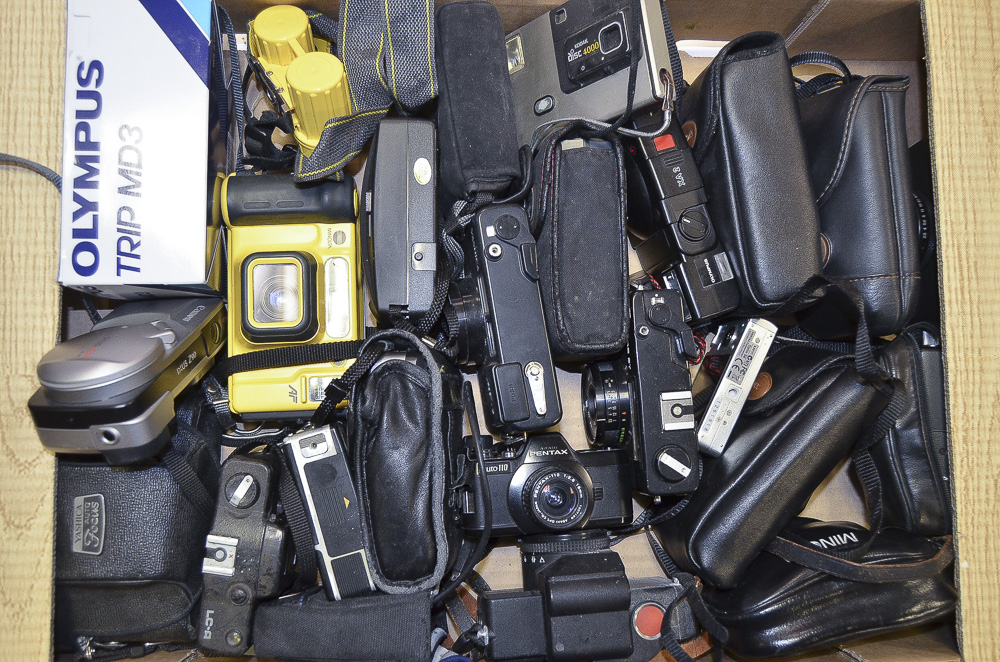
59, 0, 225, 299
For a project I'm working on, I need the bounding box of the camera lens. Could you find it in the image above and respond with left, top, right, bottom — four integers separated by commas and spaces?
581, 361, 632, 448
524, 469, 589, 530
448, 278, 489, 366
254, 264, 301, 325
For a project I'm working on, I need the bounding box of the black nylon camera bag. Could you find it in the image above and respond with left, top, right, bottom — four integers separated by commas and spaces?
53, 393, 222, 652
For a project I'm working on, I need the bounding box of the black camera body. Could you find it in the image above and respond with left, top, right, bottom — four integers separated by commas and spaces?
479, 533, 696, 662
582, 288, 700, 496
625, 108, 740, 322
361, 117, 439, 322
199, 453, 290, 656
461, 433, 632, 537
449, 204, 562, 435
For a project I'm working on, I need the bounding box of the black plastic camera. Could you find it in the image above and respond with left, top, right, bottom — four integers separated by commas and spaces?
198, 453, 291, 656
478, 531, 697, 662
461, 433, 632, 537
449, 204, 562, 436
625, 108, 741, 322
582, 288, 700, 496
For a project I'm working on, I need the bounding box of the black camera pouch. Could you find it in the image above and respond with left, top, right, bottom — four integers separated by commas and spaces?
530, 125, 630, 363
680, 32, 824, 315
435, 1, 521, 206
703, 518, 956, 658
794, 55, 920, 338
871, 325, 951, 535
656, 345, 888, 589
349, 330, 465, 593
253, 590, 432, 661
53, 393, 222, 652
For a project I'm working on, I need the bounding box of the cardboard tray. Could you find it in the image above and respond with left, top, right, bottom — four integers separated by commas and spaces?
1, 0, 997, 660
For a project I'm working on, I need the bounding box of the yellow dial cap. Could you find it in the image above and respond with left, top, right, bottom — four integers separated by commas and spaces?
250, 5, 313, 66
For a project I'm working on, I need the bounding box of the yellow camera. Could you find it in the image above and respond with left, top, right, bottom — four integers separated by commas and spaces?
223, 173, 362, 419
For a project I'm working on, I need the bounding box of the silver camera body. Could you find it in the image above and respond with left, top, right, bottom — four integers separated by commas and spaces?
506, 0, 672, 146
28, 298, 225, 464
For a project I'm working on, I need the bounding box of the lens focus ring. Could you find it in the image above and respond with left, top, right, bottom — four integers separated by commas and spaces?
581, 361, 631, 448
523, 469, 589, 530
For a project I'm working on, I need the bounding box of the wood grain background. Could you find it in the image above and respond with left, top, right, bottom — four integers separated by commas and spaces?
924, 0, 1000, 659
1, 0, 997, 660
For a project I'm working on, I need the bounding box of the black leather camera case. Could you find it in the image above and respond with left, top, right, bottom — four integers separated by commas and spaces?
872, 326, 952, 535
349, 330, 465, 593
679, 32, 823, 315
54, 394, 221, 651
703, 518, 956, 658
655, 346, 887, 589
797, 72, 920, 338
531, 129, 629, 363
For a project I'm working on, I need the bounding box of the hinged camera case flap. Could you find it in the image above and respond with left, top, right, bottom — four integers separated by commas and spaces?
253, 590, 432, 661
679, 32, 823, 315
702, 518, 957, 659
871, 326, 951, 535
530, 127, 630, 363
655, 345, 888, 589
53, 393, 222, 651
796, 73, 921, 338
349, 330, 464, 593
435, 1, 521, 203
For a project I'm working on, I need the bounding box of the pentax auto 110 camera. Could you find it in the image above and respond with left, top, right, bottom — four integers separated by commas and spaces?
460, 433, 632, 537
448, 204, 562, 436
582, 288, 700, 496
223, 173, 363, 420
505, 0, 674, 145
28, 297, 225, 464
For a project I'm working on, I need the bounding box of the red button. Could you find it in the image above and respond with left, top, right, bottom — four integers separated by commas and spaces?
653, 133, 676, 152
634, 603, 666, 640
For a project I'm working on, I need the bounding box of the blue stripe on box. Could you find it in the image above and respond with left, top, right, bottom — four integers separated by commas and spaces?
137, 0, 210, 86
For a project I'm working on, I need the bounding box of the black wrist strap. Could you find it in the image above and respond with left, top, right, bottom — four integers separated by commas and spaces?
216, 337, 369, 377
276, 452, 320, 592
766, 535, 954, 583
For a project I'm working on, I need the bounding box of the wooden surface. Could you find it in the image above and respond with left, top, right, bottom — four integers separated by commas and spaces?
0, 1, 64, 661
924, 0, 1000, 659
1, 0, 998, 660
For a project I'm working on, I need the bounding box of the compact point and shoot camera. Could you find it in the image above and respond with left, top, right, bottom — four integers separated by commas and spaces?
625, 108, 740, 322
582, 288, 700, 496
28, 297, 225, 464
461, 433, 632, 537
506, 0, 674, 145
479, 531, 697, 662
223, 173, 363, 420
199, 452, 291, 656
448, 204, 562, 436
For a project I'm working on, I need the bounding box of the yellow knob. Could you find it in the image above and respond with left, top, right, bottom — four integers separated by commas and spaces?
286, 52, 352, 157
250, 5, 313, 66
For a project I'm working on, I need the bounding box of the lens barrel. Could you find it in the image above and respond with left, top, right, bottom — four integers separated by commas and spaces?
521, 468, 589, 532
581, 360, 632, 448
448, 278, 489, 366
519, 530, 613, 591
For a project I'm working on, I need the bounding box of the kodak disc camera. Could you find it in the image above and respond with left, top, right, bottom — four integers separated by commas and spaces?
479, 532, 696, 662
361, 118, 438, 323
582, 288, 700, 496
199, 452, 291, 656
625, 108, 740, 322
28, 297, 224, 465
448, 204, 562, 435
506, 0, 674, 145
223, 173, 363, 420
460, 433, 632, 537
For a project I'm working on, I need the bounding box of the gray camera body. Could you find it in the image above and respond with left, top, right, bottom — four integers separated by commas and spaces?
506, 0, 672, 146
28, 297, 225, 464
